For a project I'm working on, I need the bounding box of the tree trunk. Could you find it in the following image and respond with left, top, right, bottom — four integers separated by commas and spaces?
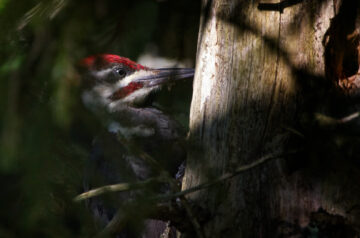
182, 0, 360, 237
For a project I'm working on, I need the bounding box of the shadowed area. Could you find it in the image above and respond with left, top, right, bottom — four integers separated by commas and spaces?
0, 0, 198, 237
182, 0, 360, 237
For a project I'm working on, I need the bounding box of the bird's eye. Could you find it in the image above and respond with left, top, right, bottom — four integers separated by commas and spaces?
115, 68, 127, 77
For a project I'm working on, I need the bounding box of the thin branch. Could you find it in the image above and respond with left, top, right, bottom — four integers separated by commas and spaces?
315, 111, 360, 126
338, 112, 360, 123
154, 151, 292, 201
74, 179, 156, 202
283, 126, 305, 138
75, 151, 290, 202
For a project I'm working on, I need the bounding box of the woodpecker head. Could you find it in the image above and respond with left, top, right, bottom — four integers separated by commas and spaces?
78, 54, 194, 112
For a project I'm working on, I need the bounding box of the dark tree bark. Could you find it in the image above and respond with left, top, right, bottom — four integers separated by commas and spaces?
181, 0, 360, 237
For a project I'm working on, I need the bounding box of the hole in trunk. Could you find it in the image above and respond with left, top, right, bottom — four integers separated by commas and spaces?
324, 1, 360, 96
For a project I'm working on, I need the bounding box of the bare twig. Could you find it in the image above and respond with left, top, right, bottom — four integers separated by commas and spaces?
74, 179, 156, 202
75, 151, 290, 203
154, 151, 291, 201
283, 126, 305, 138
338, 112, 360, 123
315, 112, 360, 127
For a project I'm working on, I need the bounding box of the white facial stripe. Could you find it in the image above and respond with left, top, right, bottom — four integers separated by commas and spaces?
107, 86, 160, 112
115, 70, 155, 88
121, 87, 154, 103
92, 68, 113, 79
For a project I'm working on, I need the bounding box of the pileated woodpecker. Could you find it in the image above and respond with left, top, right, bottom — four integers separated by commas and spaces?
78, 54, 194, 237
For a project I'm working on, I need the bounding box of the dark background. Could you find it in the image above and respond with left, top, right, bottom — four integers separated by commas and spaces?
0, 0, 200, 237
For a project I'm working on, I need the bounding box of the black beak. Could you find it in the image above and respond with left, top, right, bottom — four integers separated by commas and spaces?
135, 68, 195, 87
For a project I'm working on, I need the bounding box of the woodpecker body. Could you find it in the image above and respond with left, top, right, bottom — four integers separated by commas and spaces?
78, 54, 193, 237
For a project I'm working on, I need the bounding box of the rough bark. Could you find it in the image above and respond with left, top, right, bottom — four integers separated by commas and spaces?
182, 0, 360, 237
